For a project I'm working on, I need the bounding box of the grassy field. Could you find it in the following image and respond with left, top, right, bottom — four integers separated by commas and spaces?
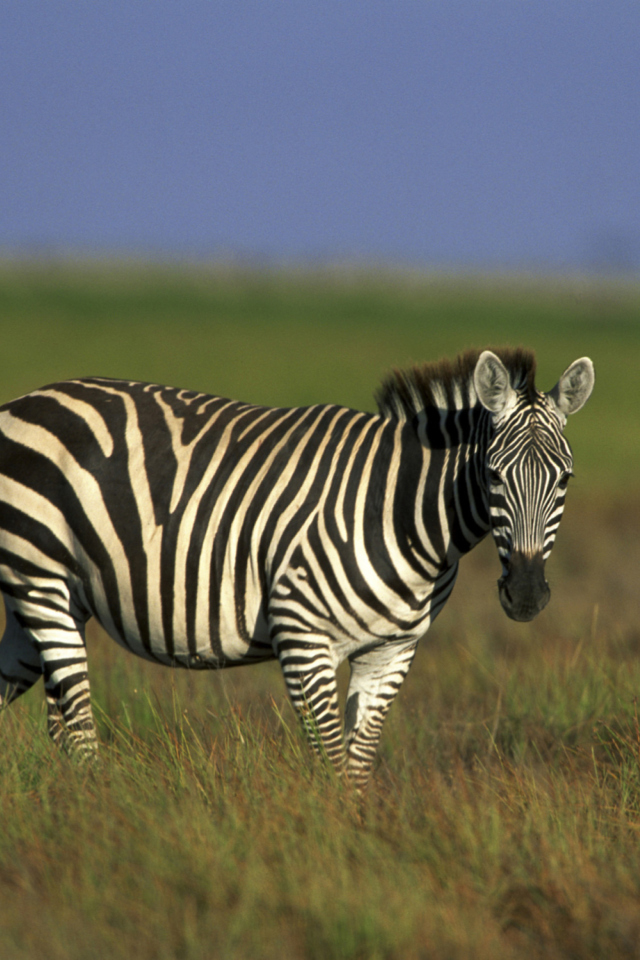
0, 261, 639, 958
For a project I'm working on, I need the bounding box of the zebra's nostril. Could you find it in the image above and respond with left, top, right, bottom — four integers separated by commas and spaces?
502, 583, 513, 605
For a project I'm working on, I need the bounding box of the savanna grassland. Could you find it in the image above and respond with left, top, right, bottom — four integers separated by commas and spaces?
0, 261, 639, 959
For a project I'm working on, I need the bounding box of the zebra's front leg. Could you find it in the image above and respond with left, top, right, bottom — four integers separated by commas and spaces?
275, 632, 346, 774
344, 638, 418, 791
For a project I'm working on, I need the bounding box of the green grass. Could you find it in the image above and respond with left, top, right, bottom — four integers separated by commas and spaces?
0, 261, 638, 489
0, 261, 639, 958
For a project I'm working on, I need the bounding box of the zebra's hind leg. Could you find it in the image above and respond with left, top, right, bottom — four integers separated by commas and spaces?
45, 690, 70, 748
344, 638, 419, 791
6, 593, 98, 760
0, 601, 43, 706
274, 631, 346, 775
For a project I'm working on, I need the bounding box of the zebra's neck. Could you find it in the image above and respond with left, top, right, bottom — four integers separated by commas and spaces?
392, 402, 492, 574
373, 347, 538, 577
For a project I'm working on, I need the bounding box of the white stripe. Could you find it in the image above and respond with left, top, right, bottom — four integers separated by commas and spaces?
30, 388, 114, 458
0, 413, 135, 636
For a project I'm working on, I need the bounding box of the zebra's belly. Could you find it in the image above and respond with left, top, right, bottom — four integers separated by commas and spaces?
96, 602, 274, 670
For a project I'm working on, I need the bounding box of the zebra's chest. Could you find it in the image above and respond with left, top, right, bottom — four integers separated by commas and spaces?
270, 542, 436, 649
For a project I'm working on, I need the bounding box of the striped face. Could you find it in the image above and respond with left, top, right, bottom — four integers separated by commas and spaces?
473, 349, 594, 622
486, 395, 573, 621
487, 394, 574, 561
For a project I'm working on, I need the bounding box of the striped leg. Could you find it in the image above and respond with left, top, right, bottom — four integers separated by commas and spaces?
275, 631, 346, 773
0, 601, 43, 705
6, 590, 98, 759
344, 638, 418, 791
0, 603, 72, 748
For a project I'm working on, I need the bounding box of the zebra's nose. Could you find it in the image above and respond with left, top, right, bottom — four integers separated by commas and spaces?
498, 551, 550, 622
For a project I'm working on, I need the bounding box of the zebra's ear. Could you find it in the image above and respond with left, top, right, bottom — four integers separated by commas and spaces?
474, 350, 517, 416
547, 358, 595, 417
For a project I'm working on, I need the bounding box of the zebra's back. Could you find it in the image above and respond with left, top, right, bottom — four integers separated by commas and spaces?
0, 377, 386, 667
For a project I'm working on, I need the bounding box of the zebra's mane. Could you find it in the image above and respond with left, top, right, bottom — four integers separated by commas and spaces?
375, 347, 537, 421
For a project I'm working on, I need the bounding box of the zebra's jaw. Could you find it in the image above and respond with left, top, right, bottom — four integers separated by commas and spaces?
497, 550, 550, 622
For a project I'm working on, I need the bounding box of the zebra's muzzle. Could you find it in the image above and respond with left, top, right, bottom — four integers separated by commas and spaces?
498, 551, 550, 622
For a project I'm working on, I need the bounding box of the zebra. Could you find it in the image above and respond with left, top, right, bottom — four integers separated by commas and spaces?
0, 348, 594, 787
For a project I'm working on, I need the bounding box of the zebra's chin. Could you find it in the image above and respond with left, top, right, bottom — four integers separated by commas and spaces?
498, 551, 551, 622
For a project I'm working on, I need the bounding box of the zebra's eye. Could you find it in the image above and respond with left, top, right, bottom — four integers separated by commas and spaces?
488, 469, 503, 486
558, 472, 573, 489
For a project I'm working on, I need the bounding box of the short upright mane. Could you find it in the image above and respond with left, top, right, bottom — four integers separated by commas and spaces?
376, 347, 537, 421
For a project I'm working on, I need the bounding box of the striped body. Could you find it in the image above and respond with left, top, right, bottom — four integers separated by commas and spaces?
0, 349, 593, 787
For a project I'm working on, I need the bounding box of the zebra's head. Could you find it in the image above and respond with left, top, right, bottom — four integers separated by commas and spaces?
474, 350, 594, 622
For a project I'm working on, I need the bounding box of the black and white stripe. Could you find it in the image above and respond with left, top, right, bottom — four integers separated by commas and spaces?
0, 348, 593, 786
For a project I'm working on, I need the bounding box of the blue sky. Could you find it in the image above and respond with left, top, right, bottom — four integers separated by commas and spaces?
2, 1, 639, 271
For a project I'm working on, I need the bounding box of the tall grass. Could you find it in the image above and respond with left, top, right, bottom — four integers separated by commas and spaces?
0, 263, 639, 957
4, 494, 640, 960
